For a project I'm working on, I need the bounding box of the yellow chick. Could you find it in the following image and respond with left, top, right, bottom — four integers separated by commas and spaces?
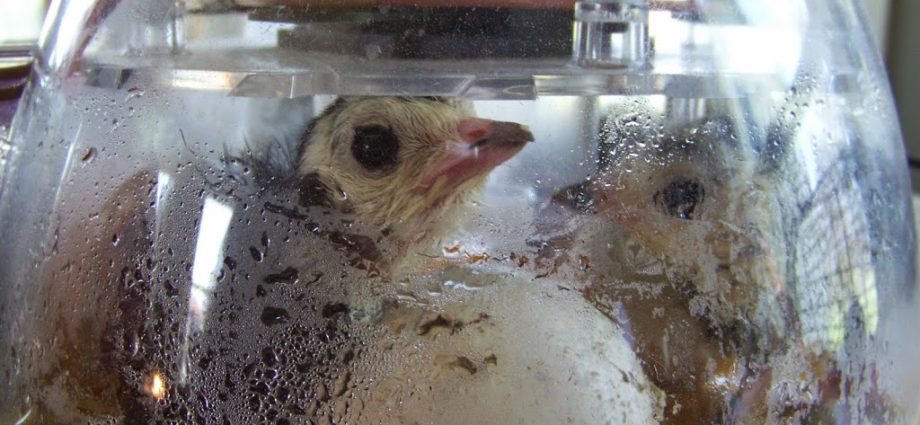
298, 97, 533, 254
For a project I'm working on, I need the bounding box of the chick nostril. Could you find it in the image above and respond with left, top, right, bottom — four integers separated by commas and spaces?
458, 118, 493, 144
468, 129, 488, 140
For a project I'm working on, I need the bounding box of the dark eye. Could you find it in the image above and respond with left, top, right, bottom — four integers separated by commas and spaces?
351, 125, 399, 171
653, 178, 705, 220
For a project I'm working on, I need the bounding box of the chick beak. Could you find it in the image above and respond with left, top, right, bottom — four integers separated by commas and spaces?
415, 118, 534, 194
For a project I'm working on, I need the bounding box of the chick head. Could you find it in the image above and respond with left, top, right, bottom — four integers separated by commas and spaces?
299, 97, 533, 240
588, 116, 761, 258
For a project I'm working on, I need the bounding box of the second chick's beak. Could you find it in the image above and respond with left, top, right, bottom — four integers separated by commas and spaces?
416, 118, 534, 194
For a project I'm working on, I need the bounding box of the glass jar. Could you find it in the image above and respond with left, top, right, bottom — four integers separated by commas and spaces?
0, 0, 916, 423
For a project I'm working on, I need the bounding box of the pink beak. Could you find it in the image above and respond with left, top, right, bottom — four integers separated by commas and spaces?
415, 117, 534, 194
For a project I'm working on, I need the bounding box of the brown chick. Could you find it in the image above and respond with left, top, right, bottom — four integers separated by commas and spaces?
544, 106, 891, 424
541, 114, 792, 424
296, 97, 533, 265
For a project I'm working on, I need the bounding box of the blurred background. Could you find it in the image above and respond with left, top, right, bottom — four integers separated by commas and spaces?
0, 0, 917, 188
0, 1, 44, 45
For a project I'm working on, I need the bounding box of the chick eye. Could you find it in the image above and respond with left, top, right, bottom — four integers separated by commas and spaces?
653, 177, 705, 220
351, 125, 399, 171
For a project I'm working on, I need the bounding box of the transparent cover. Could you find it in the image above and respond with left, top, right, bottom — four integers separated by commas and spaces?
0, 0, 916, 424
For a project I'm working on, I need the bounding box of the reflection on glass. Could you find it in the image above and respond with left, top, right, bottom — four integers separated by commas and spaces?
144, 371, 167, 401
190, 196, 234, 325
182, 196, 233, 384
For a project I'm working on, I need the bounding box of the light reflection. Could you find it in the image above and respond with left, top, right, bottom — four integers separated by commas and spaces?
154, 171, 173, 236
155, 171, 172, 210
189, 196, 234, 329
145, 371, 167, 400
166, 70, 243, 92
43, 0, 95, 71
13, 409, 31, 425
646, 5, 805, 84
181, 196, 233, 384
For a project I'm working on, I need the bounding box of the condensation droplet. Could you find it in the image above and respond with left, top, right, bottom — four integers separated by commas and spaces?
261, 306, 290, 326
263, 267, 299, 285
250, 246, 264, 262
80, 147, 97, 163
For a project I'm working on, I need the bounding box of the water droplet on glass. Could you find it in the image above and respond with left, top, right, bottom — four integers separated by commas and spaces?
250, 246, 264, 262
263, 267, 299, 285
80, 147, 97, 163
261, 232, 270, 248
261, 306, 290, 326
126, 87, 145, 101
